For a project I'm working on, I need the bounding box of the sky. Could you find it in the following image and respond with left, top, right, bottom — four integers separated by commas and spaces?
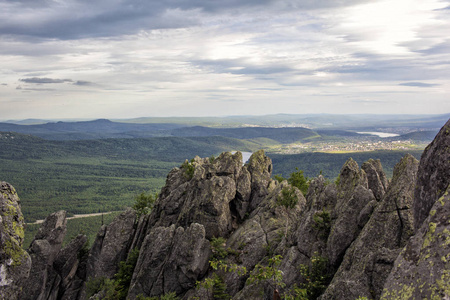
1, 0, 449, 120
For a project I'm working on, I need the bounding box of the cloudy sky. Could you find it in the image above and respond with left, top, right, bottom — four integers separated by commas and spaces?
1, 0, 449, 120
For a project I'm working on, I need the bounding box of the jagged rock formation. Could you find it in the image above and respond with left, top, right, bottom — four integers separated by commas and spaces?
0, 181, 31, 300
148, 151, 272, 239
128, 223, 210, 298
20, 210, 68, 300
362, 158, 389, 201
320, 154, 418, 299
413, 118, 450, 231
86, 208, 136, 279
3, 118, 449, 300
381, 119, 450, 299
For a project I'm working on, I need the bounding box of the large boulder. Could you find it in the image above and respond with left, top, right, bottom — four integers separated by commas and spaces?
0, 181, 31, 300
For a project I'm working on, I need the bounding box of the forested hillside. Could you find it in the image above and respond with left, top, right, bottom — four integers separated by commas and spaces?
0, 133, 261, 222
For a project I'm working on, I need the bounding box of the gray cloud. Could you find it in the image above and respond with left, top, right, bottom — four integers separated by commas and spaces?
399, 82, 439, 88
73, 80, 95, 86
0, 0, 373, 40
19, 77, 73, 84
0, 0, 448, 118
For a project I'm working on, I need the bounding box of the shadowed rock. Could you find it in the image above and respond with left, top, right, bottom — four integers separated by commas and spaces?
381, 118, 450, 299
320, 154, 419, 300
128, 223, 210, 298
86, 208, 136, 279
381, 186, 450, 299
20, 210, 67, 300
0, 181, 31, 300
413, 118, 450, 231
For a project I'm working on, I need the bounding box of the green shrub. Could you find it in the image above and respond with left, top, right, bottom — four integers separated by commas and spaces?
207, 274, 232, 300
210, 237, 228, 260
114, 248, 140, 299
86, 276, 108, 298
133, 192, 158, 217
299, 253, 330, 299
277, 186, 299, 209
181, 161, 195, 180
248, 255, 285, 290
288, 168, 309, 195
136, 292, 179, 300
312, 210, 331, 239
274, 174, 285, 183
87, 248, 140, 300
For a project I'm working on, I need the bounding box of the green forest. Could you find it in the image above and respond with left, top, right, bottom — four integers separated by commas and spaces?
0, 126, 428, 251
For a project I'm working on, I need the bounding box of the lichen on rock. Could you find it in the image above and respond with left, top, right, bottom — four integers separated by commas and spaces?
0, 181, 31, 300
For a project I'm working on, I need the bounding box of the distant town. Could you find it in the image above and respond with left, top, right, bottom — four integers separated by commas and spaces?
270, 139, 427, 154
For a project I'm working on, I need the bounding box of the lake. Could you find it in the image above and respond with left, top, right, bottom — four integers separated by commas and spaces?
357, 132, 400, 138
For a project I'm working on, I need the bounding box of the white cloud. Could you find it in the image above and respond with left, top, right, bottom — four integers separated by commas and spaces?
0, 0, 449, 119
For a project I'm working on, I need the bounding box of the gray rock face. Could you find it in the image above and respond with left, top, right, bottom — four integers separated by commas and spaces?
20, 210, 67, 300
327, 158, 374, 269
52, 234, 88, 300
413, 118, 450, 231
128, 223, 210, 298
380, 119, 450, 300
149, 150, 273, 239
381, 186, 450, 299
0, 181, 31, 300
320, 154, 419, 300
362, 159, 389, 201
86, 208, 136, 279
225, 181, 305, 296
280, 176, 336, 290
246, 150, 273, 211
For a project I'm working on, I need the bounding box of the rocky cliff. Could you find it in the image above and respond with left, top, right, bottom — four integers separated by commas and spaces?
0, 181, 31, 300
1, 118, 449, 299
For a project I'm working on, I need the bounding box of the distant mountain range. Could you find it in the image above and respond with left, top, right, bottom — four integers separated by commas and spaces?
0, 114, 447, 141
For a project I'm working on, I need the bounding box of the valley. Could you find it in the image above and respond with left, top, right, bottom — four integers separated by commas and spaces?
0, 114, 446, 249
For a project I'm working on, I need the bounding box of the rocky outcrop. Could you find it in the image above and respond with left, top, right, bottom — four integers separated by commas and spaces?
413, 118, 450, 231
0, 181, 31, 300
86, 208, 136, 280
9, 118, 450, 300
381, 186, 450, 299
224, 181, 305, 297
52, 234, 88, 300
362, 159, 389, 201
380, 119, 450, 299
128, 223, 211, 298
320, 154, 419, 300
20, 210, 67, 300
149, 152, 244, 239
327, 158, 374, 269
148, 150, 274, 241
